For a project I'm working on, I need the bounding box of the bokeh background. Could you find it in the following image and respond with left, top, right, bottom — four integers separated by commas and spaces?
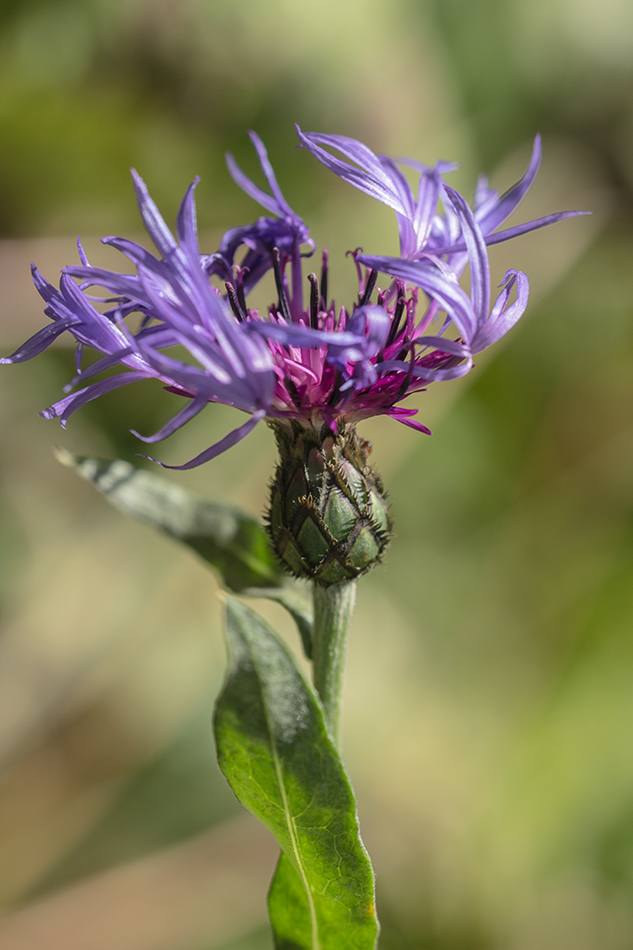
0, 0, 631, 948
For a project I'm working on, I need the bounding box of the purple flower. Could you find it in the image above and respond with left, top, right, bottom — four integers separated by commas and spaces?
204, 132, 313, 303
2, 127, 585, 467
295, 127, 582, 262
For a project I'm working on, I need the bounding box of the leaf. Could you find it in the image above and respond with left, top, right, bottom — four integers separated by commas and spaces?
214, 597, 379, 950
57, 450, 314, 652
56, 449, 282, 592
244, 585, 314, 660
268, 852, 321, 950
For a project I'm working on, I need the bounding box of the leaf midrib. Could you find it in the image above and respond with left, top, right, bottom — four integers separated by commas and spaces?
264, 683, 322, 950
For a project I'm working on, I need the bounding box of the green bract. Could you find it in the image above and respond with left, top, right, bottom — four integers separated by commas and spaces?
267, 422, 392, 586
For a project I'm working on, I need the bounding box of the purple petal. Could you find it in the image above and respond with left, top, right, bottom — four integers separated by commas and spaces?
64, 264, 144, 300
411, 357, 474, 382
386, 408, 432, 434
32, 264, 67, 306
77, 238, 90, 266
0, 316, 79, 363
130, 170, 178, 257
246, 132, 297, 219
398, 156, 458, 176
62, 341, 150, 390
472, 270, 529, 353
131, 395, 208, 443
358, 254, 477, 343
226, 153, 282, 217
296, 126, 409, 216
225, 132, 299, 222
379, 353, 473, 382
484, 210, 591, 243
375, 156, 415, 219
371, 155, 418, 257
414, 336, 471, 358
59, 273, 133, 352
431, 211, 590, 255
474, 174, 496, 211
345, 305, 391, 355
176, 177, 201, 255
137, 330, 274, 413
210, 214, 310, 296
145, 409, 266, 470
476, 135, 541, 234
42, 371, 150, 426
101, 235, 166, 273
251, 320, 365, 350
412, 168, 443, 255
443, 186, 490, 320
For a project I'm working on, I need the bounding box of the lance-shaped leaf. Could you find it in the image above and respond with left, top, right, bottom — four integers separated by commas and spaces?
56, 449, 281, 592
243, 584, 314, 660
268, 852, 329, 950
57, 451, 314, 652
214, 598, 378, 950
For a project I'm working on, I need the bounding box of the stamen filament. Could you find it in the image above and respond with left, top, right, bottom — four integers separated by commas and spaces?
386, 284, 406, 346
359, 269, 378, 307
272, 247, 292, 323
225, 282, 245, 322
320, 249, 329, 310
308, 273, 320, 329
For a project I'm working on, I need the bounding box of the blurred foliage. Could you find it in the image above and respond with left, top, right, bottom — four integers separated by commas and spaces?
0, 0, 632, 948
30, 706, 240, 894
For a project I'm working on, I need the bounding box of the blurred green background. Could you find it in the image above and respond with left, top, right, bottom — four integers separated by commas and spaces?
0, 0, 631, 948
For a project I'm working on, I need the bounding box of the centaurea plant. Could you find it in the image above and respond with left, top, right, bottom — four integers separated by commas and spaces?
3, 125, 584, 949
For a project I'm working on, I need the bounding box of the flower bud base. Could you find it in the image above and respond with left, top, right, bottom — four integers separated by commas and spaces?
267, 422, 392, 586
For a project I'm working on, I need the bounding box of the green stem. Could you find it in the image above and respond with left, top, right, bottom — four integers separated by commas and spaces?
311, 581, 357, 745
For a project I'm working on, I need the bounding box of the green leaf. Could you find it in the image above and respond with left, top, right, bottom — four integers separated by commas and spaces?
57, 451, 314, 652
244, 585, 314, 660
214, 597, 379, 950
56, 450, 282, 592
268, 852, 321, 950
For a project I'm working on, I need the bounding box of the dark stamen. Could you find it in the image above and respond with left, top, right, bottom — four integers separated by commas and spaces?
235, 274, 248, 318
320, 249, 329, 309
308, 273, 320, 329
396, 343, 416, 398
225, 282, 245, 321
386, 283, 407, 346
285, 376, 302, 408
328, 370, 343, 407
272, 247, 292, 323
359, 269, 378, 307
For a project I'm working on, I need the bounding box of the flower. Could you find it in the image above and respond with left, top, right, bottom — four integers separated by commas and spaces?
295, 128, 574, 261
2, 128, 585, 468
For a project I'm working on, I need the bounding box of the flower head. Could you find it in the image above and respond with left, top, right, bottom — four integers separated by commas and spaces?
3, 127, 585, 468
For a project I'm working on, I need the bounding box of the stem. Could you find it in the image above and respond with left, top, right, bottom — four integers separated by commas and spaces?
311, 581, 357, 746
